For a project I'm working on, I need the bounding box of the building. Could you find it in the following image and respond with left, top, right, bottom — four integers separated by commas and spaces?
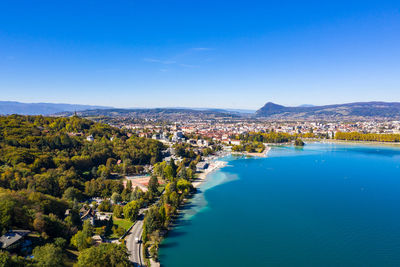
196, 162, 209, 172
80, 207, 96, 225
92, 235, 104, 246
197, 139, 210, 147
230, 140, 241, 146
0, 230, 30, 251
86, 135, 94, 142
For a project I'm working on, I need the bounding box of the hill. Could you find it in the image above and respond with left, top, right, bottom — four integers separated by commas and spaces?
256, 102, 400, 120
0, 101, 111, 115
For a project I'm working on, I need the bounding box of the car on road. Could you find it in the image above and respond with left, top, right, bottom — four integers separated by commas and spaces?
135, 237, 140, 243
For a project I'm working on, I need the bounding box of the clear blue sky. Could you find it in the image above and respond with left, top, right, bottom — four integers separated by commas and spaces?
0, 1, 399, 109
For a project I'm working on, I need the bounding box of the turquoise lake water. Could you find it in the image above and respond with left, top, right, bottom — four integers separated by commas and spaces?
159, 143, 400, 266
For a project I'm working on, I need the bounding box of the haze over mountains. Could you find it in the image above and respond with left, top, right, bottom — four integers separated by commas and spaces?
0, 101, 112, 115
256, 102, 400, 120
2, 100, 400, 120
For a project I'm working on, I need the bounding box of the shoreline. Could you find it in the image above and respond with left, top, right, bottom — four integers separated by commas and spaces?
158, 148, 270, 265
192, 158, 229, 188
231, 144, 272, 158
306, 138, 400, 147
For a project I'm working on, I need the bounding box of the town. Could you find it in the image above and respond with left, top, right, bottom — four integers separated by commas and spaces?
117, 119, 400, 142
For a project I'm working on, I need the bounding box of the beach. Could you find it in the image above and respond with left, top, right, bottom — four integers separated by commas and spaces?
192, 146, 271, 188
192, 160, 228, 188
231, 144, 272, 158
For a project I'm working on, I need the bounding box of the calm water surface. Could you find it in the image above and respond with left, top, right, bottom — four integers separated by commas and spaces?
159, 143, 400, 266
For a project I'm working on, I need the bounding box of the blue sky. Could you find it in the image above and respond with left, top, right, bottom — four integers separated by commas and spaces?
0, 1, 399, 109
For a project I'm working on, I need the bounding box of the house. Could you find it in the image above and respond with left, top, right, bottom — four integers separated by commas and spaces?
197, 139, 210, 147
92, 235, 104, 246
230, 140, 241, 146
80, 207, 96, 225
64, 209, 71, 217
0, 230, 30, 251
196, 162, 209, 172
138, 132, 148, 138
152, 133, 161, 140
96, 213, 111, 222
86, 135, 94, 142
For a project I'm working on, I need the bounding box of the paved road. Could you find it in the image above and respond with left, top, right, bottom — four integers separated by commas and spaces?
126, 214, 144, 267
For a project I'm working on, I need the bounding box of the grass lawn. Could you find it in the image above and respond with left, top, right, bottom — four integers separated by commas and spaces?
114, 217, 134, 230
109, 217, 134, 239
157, 184, 166, 193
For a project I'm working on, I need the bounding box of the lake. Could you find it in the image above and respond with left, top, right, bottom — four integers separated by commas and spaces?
159, 143, 400, 266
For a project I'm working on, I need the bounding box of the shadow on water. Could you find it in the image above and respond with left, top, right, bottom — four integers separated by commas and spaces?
180, 203, 197, 210
170, 215, 192, 227
159, 241, 180, 249
166, 230, 188, 238
172, 219, 192, 227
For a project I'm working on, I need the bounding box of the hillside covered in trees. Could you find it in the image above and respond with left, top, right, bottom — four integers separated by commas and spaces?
0, 115, 168, 265
0, 115, 165, 198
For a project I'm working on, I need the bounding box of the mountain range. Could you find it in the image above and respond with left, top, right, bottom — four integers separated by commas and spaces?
256, 102, 400, 120
2, 100, 400, 120
0, 101, 111, 115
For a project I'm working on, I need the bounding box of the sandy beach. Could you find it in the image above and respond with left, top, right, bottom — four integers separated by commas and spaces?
191, 146, 272, 188
245, 145, 271, 157
192, 160, 228, 188
232, 145, 272, 158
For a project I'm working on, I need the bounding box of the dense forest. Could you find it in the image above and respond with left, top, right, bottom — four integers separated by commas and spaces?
0, 115, 167, 266
0, 115, 165, 198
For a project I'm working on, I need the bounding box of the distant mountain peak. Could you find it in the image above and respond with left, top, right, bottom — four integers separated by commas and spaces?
256, 102, 286, 115
256, 101, 400, 120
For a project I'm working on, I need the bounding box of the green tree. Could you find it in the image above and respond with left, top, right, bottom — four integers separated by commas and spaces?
70, 231, 91, 251
294, 138, 305, 146
113, 205, 124, 218
62, 187, 82, 201
54, 237, 67, 249
111, 192, 122, 204
0, 251, 26, 267
0, 251, 12, 267
76, 244, 130, 267
130, 187, 144, 201
98, 200, 112, 212
123, 201, 139, 222
70, 220, 93, 251
0, 199, 15, 233
32, 243, 64, 267
148, 176, 158, 194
